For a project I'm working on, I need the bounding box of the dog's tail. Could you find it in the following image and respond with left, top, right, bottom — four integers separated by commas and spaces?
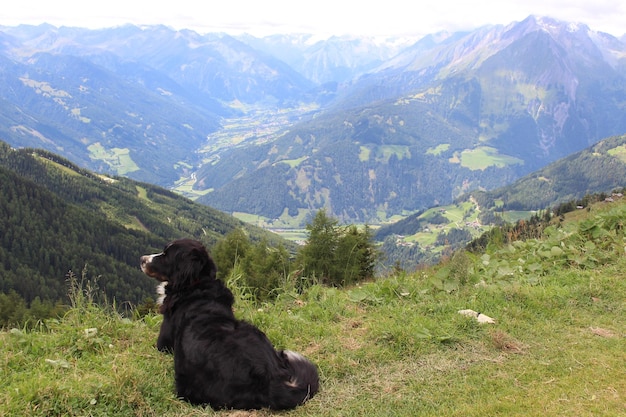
270, 350, 319, 410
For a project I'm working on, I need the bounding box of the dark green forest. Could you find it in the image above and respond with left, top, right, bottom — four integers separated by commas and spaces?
197, 98, 519, 222
0, 163, 159, 304
0, 140, 290, 325
0, 140, 382, 327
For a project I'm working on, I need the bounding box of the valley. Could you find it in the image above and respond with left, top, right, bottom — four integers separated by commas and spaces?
1, 17, 626, 260
1, 14, 625, 415
173, 101, 321, 199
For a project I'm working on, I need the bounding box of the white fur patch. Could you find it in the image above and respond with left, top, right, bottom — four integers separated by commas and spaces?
284, 350, 306, 362
284, 350, 306, 387
140, 252, 161, 274
156, 281, 168, 305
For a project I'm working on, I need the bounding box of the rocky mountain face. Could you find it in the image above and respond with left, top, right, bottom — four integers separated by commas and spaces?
197, 16, 626, 222
237, 33, 416, 84
1, 16, 626, 224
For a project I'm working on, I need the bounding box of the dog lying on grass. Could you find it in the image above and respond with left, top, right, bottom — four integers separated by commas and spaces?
140, 238, 319, 410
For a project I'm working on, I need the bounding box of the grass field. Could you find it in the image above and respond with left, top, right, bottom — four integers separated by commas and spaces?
1, 201, 624, 416
458, 146, 524, 170
425, 144, 450, 156
87, 143, 139, 175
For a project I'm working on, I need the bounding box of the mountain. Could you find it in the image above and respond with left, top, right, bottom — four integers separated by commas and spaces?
237, 33, 416, 84
2, 24, 315, 104
0, 140, 287, 307
347, 15, 626, 165
470, 133, 626, 211
372, 133, 626, 270
197, 16, 626, 223
2, 18, 626, 226
383, 133, 626, 236
0, 29, 225, 185
0, 24, 316, 186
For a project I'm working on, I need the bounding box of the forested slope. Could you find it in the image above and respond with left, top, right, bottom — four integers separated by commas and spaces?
0, 140, 287, 315
470, 134, 626, 210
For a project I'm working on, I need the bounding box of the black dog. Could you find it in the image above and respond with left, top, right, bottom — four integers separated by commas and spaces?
140, 239, 319, 410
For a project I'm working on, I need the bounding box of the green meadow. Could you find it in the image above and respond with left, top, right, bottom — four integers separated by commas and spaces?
459, 146, 523, 170
1, 200, 624, 416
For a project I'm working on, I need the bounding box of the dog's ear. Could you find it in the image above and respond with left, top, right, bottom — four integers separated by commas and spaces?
191, 245, 217, 279
201, 254, 218, 280
174, 246, 217, 287
177, 247, 203, 285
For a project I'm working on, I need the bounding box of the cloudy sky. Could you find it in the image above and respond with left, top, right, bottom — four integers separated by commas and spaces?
1, 0, 624, 38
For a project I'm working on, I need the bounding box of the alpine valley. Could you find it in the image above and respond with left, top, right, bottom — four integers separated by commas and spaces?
1, 15, 626, 227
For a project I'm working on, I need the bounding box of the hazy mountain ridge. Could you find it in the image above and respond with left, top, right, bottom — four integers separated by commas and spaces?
236, 33, 416, 84
0, 28, 226, 185
196, 16, 626, 223
1, 24, 316, 103
1, 16, 626, 225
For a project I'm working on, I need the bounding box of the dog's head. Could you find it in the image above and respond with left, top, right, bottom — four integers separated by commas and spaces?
140, 239, 217, 290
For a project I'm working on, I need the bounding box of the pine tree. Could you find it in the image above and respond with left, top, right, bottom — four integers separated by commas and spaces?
212, 229, 251, 280
297, 210, 379, 286
298, 209, 340, 283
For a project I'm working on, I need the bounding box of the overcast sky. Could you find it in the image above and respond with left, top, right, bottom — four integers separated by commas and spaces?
1, 0, 625, 38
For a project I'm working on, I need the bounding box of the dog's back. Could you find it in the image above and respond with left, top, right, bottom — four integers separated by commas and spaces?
173, 298, 319, 410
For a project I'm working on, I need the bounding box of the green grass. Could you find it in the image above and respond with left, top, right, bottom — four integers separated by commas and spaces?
500, 210, 538, 223
34, 156, 83, 177
358, 146, 371, 162
87, 142, 139, 175
459, 146, 524, 170
277, 156, 309, 168
267, 228, 308, 242
425, 143, 450, 156
607, 144, 626, 163
358, 145, 411, 163
377, 145, 411, 162
1, 203, 625, 416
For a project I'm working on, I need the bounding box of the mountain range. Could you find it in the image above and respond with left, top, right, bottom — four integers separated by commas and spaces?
1, 16, 626, 225
3, 129, 624, 305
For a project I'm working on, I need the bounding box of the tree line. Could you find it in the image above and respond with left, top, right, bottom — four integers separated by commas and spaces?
0, 207, 380, 327
209, 209, 379, 299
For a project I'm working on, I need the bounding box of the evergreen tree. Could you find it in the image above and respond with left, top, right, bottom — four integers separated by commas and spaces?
297, 209, 340, 283
244, 239, 292, 299
297, 210, 379, 286
335, 225, 377, 286
212, 228, 251, 280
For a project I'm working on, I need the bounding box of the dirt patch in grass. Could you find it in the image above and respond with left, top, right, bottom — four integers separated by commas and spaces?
588, 327, 617, 338
490, 330, 527, 354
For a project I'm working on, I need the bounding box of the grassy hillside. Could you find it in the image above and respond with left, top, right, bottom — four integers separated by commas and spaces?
0, 140, 289, 312
1, 197, 624, 416
471, 134, 626, 211
376, 133, 626, 270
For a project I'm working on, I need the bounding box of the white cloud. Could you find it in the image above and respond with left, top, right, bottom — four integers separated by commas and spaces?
1, 0, 624, 37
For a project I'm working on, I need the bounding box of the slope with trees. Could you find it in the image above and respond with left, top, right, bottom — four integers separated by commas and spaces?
0, 140, 290, 325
